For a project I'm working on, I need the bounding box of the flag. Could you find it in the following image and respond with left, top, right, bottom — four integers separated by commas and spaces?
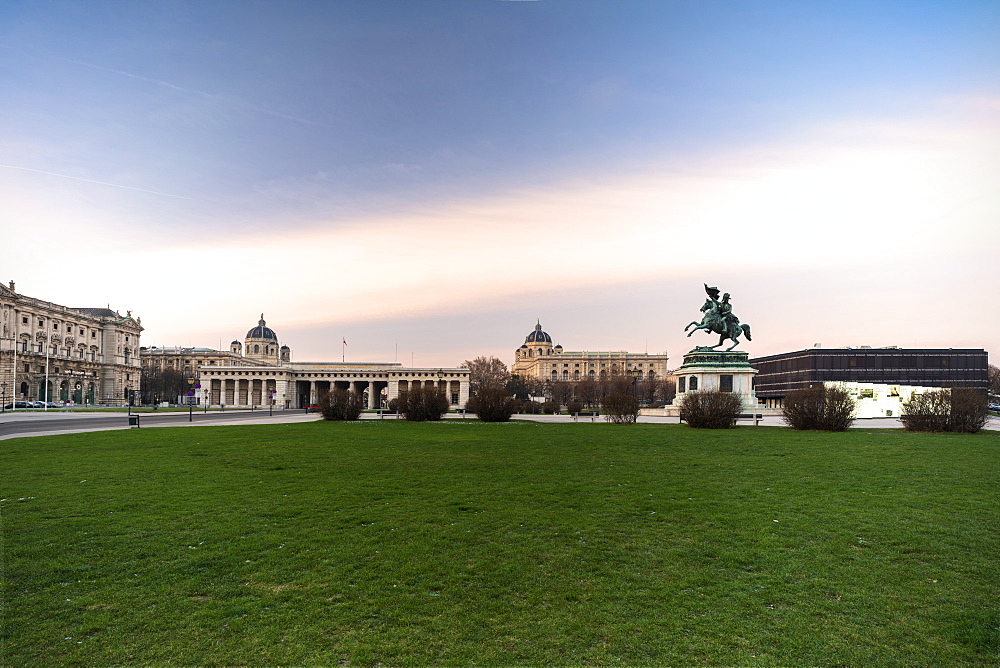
343, 338, 347, 346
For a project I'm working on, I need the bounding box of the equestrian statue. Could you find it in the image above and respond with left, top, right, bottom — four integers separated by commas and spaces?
684, 284, 752, 351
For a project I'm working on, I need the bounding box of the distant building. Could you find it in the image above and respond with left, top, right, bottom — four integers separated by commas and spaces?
512, 321, 669, 382
140, 315, 294, 379
193, 315, 469, 409
0, 280, 142, 405
750, 346, 989, 408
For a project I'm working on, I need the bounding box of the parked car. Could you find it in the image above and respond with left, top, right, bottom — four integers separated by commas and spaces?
989, 403, 1000, 412
3, 401, 32, 409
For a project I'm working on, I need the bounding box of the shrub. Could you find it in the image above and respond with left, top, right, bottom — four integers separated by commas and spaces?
317, 389, 365, 421
521, 401, 541, 414
540, 401, 559, 415
386, 397, 399, 412
602, 392, 638, 425
397, 387, 450, 422
566, 400, 583, 415
468, 387, 519, 422
681, 390, 742, 429
901, 388, 988, 433
782, 385, 856, 431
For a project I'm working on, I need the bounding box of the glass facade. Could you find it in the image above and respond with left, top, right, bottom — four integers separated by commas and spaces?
749, 348, 988, 398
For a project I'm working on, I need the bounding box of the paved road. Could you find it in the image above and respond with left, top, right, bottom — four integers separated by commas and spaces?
2, 409, 996, 441
0, 409, 321, 440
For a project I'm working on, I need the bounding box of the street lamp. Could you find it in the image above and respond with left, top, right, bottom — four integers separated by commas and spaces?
1, 381, 6, 412
629, 368, 642, 406
187, 378, 195, 422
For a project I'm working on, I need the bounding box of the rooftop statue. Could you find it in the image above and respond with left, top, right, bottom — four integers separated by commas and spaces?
684, 284, 752, 351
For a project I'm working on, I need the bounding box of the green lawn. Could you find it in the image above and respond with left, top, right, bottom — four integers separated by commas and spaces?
2, 422, 997, 665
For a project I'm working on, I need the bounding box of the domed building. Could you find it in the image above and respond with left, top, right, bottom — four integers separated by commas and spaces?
243, 314, 289, 364
192, 314, 469, 411
512, 320, 669, 383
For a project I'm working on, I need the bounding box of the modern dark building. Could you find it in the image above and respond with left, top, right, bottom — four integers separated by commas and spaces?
750, 347, 989, 404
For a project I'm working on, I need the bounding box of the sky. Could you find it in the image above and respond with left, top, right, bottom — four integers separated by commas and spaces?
2, 0, 998, 368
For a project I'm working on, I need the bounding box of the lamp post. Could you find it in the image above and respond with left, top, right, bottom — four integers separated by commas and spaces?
187, 378, 195, 422
630, 368, 642, 406
1, 381, 6, 412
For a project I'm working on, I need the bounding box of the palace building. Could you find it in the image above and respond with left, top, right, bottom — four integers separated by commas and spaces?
512, 321, 670, 382
191, 315, 470, 410
0, 280, 143, 405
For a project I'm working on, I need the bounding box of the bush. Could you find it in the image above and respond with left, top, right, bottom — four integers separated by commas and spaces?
521, 401, 541, 414
467, 387, 519, 422
317, 389, 365, 421
681, 390, 742, 429
566, 400, 583, 415
397, 387, 450, 422
540, 401, 559, 415
602, 392, 638, 425
782, 385, 856, 431
901, 388, 989, 433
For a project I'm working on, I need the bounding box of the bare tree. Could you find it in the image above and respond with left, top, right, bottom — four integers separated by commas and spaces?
576, 378, 600, 407
461, 356, 511, 394
989, 364, 1000, 399
657, 378, 677, 404
549, 381, 574, 406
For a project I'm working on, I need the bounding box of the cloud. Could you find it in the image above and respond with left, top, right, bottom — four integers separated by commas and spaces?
0, 164, 190, 199
6, 96, 997, 362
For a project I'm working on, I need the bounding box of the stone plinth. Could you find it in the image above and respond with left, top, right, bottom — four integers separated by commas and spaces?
674, 348, 759, 412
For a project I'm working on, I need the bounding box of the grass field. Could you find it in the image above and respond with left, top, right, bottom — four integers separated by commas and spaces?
2, 421, 998, 665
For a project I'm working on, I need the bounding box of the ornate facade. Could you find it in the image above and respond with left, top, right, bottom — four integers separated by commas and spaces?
195, 316, 470, 409
0, 280, 142, 405
512, 321, 670, 382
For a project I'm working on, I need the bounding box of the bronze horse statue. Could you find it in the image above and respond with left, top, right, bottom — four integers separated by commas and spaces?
684, 284, 752, 351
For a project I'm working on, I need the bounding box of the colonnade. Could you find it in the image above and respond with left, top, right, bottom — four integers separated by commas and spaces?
200, 368, 470, 410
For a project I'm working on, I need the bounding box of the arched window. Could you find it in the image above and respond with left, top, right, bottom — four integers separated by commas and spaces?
562, 370, 568, 380
253, 344, 260, 354
551, 370, 557, 380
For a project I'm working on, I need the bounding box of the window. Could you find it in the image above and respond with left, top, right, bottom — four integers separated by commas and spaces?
679, 377, 686, 393
689, 376, 698, 391
22, 316, 27, 324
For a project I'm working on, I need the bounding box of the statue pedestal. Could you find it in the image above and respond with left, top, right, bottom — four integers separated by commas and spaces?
675, 348, 759, 412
